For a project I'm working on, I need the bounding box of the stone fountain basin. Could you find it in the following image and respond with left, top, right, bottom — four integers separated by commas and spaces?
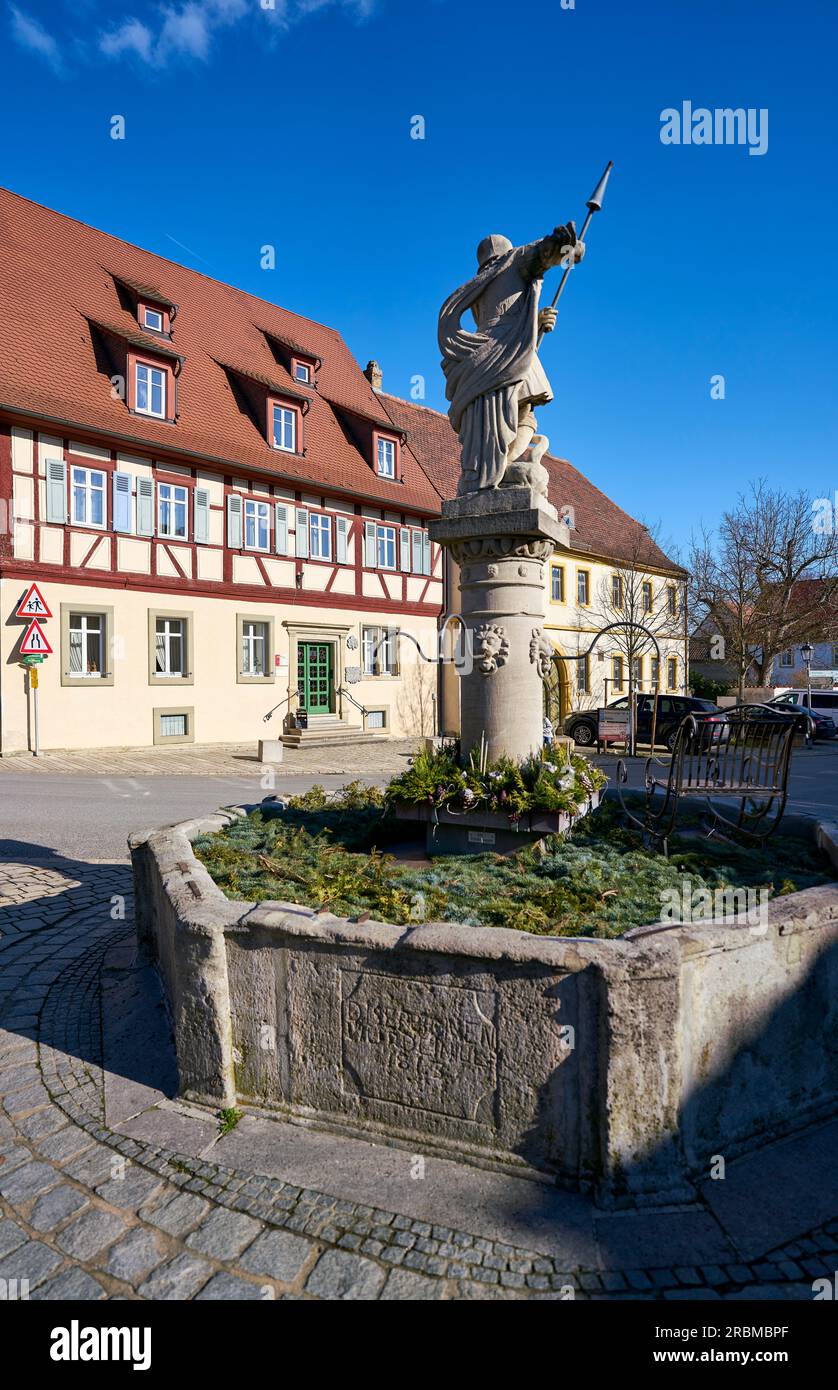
130, 806, 838, 1208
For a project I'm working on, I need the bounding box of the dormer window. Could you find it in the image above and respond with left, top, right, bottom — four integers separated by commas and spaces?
377, 437, 396, 479
136, 362, 167, 418
293, 360, 312, 385
272, 402, 298, 453
143, 306, 164, 333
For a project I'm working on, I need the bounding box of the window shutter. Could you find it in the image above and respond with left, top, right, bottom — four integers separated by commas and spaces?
45, 459, 67, 523
295, 507, 309, 559
400, 527, 410, 572
422, 532, 431, 576
194, 487, 210, 544
388, 627, 400, 677
336, 514, 348, 564
136, 477, 155, 537
275, 503, 288, 555
364, 520, 377, 568
227, 492, 243, 549
411, 530, 422, 574
112, 472, 132, 533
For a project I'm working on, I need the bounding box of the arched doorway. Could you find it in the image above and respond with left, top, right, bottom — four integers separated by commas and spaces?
543, 646, 571, 727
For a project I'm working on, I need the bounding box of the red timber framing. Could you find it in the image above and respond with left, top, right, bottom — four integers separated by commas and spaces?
0, 414, 443, 620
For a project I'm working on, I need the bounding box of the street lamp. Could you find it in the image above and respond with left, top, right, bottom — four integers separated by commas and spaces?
800, 642, 813, 715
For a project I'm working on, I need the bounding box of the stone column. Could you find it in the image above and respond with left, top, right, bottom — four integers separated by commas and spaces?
430, 488, 564, 764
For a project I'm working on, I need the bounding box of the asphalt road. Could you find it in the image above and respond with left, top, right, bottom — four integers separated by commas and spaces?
2, 743, 838, 864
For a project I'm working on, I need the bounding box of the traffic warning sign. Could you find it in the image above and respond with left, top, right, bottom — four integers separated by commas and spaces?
19, 619, 53, 656
15, 584, 52, 620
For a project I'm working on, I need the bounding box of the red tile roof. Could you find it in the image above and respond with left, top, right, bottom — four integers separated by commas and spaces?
379, 392, 684, 575
0, 187, 440, 513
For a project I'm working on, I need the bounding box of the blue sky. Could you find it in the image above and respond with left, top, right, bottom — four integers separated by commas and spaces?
2, 0, 836, 559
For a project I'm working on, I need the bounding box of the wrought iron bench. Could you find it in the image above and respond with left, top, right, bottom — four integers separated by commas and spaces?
616, 703, 800, 853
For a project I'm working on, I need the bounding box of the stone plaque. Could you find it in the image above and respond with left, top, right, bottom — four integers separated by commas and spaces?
344, 665, 362, 684
341, 970, 498, 1124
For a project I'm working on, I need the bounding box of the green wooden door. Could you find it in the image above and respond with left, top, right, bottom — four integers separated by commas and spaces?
298, 641, 333, 714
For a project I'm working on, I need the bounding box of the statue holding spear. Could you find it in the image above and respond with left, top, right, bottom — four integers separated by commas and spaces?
438, 161, 612, 498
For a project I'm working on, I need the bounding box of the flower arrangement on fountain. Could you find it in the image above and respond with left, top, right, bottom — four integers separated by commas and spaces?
385, 742, 606, 823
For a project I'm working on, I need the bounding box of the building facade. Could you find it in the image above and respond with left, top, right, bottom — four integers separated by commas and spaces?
0, 188, 687, 756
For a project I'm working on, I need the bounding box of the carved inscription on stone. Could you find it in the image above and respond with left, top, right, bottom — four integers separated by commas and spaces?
340, 971, 498, 1124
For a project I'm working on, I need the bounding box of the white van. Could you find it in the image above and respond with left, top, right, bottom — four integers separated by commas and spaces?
771, 689, 838, 716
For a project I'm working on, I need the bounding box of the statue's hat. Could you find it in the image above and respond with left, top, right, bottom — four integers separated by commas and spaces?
477, 234, 512, 268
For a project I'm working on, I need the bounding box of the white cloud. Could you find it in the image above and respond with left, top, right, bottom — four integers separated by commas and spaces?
9, 5, 63, 71
100, 17, 154, 62
97, 0, 375, 68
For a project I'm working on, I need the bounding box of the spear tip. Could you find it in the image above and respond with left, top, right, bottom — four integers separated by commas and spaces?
586, 159, 614, 214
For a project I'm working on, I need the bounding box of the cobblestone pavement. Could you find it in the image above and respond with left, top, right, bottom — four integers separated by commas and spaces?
0, 740, 416, 780
1, 861, 836, 1301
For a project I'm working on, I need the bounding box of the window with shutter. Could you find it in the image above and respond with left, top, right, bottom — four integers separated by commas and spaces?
45, 459, 67, 524
411, 530, 422, 574
422, 532, 431, 576
227, 493, 243, 549
275, 504, 288, 555
336, 515, 348, 564
295, 508, 309, 559
113, 472, 132, 533
194, 488, 210, 544
400, 528, 410, 572
364, 520, 377, 568
136, 477, 155, 537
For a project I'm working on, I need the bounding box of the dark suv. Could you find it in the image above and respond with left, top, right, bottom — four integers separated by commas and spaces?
563, 695, 726, 752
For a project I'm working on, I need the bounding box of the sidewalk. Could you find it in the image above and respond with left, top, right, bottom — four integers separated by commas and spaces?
0, 739, 417, 780
1, 858, 835, 1301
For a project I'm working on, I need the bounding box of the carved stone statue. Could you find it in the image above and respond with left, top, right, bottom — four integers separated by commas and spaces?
438, 225, 585, 496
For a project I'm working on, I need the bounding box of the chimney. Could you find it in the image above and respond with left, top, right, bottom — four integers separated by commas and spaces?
364, 359, 383, 392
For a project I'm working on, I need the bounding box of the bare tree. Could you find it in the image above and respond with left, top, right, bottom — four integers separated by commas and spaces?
690, 483, 838, 700
590, 525, 685, 706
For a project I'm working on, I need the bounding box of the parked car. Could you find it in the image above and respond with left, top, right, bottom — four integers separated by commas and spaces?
563, 695, 727, 753
764, 695, 836, 740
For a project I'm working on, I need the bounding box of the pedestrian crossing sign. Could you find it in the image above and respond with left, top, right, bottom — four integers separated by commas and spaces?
15, 583, 52, 620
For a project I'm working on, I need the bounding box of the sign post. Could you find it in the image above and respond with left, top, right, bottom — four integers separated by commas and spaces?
17, 595, 53, 759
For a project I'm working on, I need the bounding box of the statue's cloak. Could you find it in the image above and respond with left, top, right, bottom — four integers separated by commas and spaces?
438, 243, 548, 490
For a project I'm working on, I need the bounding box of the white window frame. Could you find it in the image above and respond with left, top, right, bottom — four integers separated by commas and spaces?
68, 613, 105, 678
293, 362, 311, 384
155, 617, 187, 679
779, 650, 794, 668
376, 524, 397, 570
158, 482, 188, 540
244, 498, 270, 552
135, 362, 167, 419
241, 620, 269, 678
309, 512, 332, 561
667, 656, 678, 690
143, 307, 164, 333
612, 655, 624, 690
272, 404, 297, 453
362, 625, 398, 677
377, 437, 396, 479
70, 466, 106, 529
642, 581, 653, 613
577, 570, 589, 606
